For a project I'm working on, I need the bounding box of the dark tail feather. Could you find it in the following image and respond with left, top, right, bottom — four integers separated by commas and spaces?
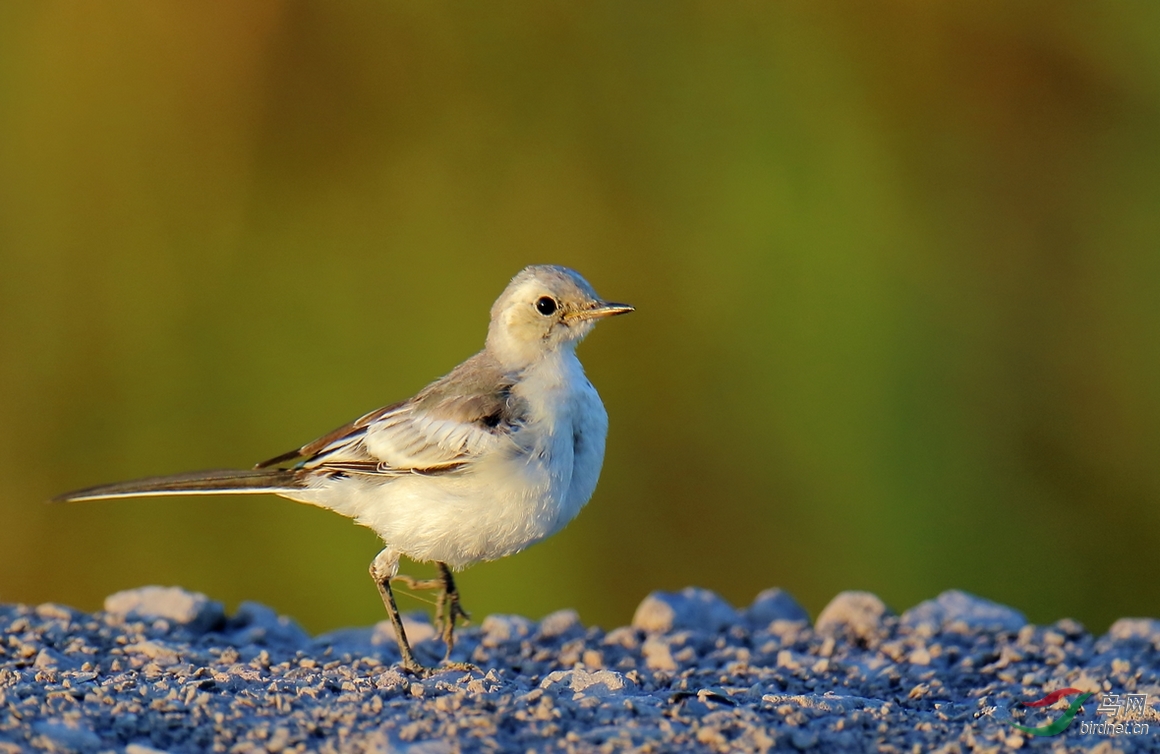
53, 469, 304, 503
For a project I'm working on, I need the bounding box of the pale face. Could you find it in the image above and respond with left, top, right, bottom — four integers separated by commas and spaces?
486, 266, 632, 368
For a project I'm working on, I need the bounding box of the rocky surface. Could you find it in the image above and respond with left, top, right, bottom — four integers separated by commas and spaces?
2, 586, 1158, 752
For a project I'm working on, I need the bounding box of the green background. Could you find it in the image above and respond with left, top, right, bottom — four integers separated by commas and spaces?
2, 2, 1157, 635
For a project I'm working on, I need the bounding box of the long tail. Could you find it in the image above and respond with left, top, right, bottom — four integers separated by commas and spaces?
53, 469, 304, 503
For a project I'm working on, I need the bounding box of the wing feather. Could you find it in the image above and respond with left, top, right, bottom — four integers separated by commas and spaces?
254, 351, 525, 477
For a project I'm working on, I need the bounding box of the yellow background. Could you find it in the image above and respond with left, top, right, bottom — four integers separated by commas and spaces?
2, 2, 1157, 634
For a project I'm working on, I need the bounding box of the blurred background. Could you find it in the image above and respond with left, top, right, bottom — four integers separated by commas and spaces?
1, 2, 1157, 636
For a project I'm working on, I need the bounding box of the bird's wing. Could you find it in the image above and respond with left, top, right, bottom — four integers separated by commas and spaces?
255, 352, 524, 476
253, 399, 405, 469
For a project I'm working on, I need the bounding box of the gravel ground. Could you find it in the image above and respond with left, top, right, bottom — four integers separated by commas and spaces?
1, 586, 1158, 753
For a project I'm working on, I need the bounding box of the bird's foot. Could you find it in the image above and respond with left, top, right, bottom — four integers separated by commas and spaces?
439, 660, 479, 674
400, 659, 436, 678
399, 658, 478, 677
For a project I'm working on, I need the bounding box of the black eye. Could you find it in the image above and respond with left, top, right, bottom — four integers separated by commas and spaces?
535, 296, 558, 316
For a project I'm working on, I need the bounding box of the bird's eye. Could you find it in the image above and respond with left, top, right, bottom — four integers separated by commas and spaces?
535, 296, 558, 316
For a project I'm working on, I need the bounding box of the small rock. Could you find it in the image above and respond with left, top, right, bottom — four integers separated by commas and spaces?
602, 626, 640, 650
1104, 618, 1160, 644
1053, 618, 1086, 638
34, 648, 79, 670
901, 590, 1026, 634
372, 615, 438, 647
104, 586, 224, 633
126, 744, 171, 754
480, 614, 534, 645
32, 721, 101, 751
815, 591, 893, 642
540, 669, 636, 697
642, 636, 678, 671
539, 609, 582, 638
371, 668, 410, 691
632, 588, 738, 633
746, 588, 810, 627
34, 603, 78, 622
315, 626, 376, 654
123, 641, 180, 665
226, 601, 310, 648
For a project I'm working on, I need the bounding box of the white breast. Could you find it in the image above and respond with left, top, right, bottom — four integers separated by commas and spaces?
514, 349, 609, 540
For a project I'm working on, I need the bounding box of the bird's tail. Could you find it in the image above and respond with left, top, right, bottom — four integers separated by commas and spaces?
53, 469, 304, 503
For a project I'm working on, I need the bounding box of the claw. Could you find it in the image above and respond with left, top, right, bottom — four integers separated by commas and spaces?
440, 661, 479, 673
401, 659, 436, 678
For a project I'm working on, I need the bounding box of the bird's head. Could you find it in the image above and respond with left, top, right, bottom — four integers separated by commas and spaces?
486, 265, 633, 369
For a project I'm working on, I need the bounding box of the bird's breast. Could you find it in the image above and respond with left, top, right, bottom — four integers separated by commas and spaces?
510, 355, 609, 534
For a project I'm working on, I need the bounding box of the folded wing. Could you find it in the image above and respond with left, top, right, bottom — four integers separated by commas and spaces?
256, 351, 524, 477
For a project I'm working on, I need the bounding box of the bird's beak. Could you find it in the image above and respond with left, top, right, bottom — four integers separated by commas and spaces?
570, 302, 635, 321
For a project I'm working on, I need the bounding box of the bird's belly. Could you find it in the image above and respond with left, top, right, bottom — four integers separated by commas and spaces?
297, 452, 573, 569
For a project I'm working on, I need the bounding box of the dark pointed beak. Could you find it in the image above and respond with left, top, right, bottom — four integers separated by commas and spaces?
571, 302, 635, 321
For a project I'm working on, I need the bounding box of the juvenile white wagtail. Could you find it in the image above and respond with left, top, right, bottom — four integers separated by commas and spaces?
56, 265, 633, 676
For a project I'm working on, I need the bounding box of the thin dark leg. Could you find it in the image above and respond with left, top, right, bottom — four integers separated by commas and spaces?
392, 563, 472, 664
436, 562, 471, 658
370, 561, 430, 677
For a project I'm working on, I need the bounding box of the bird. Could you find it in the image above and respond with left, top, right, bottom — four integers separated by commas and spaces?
54, 265, 633, 676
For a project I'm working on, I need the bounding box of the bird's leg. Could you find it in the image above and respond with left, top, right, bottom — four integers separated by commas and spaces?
370, 548, 431, 677
435, 562, 472, 658
392, 562, 472, 663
